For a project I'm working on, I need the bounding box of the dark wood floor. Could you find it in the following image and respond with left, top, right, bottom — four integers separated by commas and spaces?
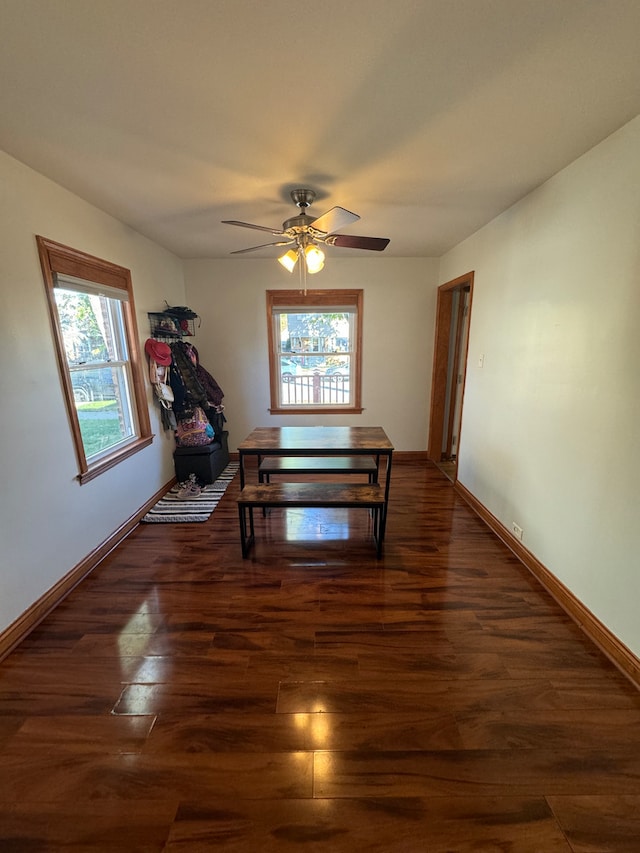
1, 461, 639, 852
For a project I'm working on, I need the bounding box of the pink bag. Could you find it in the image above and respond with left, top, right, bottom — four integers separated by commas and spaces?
175, 406, 213, 447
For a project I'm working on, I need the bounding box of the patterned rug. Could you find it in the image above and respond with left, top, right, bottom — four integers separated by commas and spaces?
141, 463, 239, 523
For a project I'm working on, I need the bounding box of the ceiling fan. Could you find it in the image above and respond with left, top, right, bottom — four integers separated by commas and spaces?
222, 188, 390, 275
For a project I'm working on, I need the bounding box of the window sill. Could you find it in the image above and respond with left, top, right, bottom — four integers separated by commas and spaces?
77, 434, 153, 484
269, 407, 364, 416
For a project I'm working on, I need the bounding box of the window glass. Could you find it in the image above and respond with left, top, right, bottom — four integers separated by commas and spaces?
267, 290, 363, 413
54, 284, 136, 460
37, 236, 152, 482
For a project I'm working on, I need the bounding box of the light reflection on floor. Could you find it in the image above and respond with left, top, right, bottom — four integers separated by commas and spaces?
293, 712, 331, 747
283, 508, 355, 542
117, 591, 162, 680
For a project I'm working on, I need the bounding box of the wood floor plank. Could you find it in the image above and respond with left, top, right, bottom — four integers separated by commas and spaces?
0, 461, 638, 850
113, 679, 279, 715
4, 713, 156, 754
71, 630, 216, 657
0, 801, 178, 852
143, 711, 464, 753
312, 748, 640, 798
0, 752, 313, 802
547, 795, 640, 852
456, 708, 640, 750
275, 676, 638, 715
164, 796, 573, 852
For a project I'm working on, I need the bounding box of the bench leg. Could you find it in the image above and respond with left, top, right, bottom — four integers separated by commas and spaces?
238, 504, 255, 558
257, 470, 270, 516
372, 506, 383, 558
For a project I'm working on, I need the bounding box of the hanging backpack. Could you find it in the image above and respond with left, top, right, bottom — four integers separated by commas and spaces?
175, 406, 214, 447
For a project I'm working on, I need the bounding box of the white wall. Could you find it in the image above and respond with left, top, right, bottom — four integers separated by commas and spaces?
0, 151, 185, 634
439, 115, 640, 655
183, 257, 440, 452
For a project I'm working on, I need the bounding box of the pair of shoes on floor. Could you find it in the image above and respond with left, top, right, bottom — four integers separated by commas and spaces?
176, 473, 202, 500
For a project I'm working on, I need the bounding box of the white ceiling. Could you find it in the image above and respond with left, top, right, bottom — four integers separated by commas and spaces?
2, 0, 640, 260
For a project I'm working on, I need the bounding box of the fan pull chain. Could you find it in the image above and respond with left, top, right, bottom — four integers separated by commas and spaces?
300, 245, 307, 295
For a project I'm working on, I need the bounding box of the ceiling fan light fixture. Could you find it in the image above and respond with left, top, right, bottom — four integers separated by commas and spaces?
304, 244, 325, 274
223, 189, 390, 271
278, 248, 298, 273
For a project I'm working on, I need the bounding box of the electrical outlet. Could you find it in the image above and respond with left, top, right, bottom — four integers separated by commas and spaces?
512, 523, 523, 541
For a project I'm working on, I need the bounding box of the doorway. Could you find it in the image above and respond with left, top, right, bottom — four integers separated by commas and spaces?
427, 272, 474, 482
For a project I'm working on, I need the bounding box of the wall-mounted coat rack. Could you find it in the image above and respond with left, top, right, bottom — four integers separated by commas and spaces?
148, 305, 200, 342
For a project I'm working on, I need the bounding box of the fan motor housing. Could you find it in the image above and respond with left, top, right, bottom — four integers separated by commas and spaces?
283, 189, 318, 233
282, 213, 315, 233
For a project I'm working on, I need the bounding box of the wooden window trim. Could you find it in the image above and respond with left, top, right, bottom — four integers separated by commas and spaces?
266, 289, 364, 414
37, 236, 152, 483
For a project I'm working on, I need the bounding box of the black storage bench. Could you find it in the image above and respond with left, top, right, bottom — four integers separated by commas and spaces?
173, 431, 229, 484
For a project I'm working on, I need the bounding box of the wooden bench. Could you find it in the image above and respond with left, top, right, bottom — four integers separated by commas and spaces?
237, 482, 386, 558
258, 455, 378, 483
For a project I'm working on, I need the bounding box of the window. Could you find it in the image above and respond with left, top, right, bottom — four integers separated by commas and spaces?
37, 237, 152, 483
267, 289, 363, 413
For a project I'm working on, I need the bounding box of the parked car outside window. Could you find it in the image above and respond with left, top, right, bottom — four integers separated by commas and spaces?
280, 357, 303, 382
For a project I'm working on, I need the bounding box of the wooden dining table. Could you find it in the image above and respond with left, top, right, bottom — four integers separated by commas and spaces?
237, 425, 394, 538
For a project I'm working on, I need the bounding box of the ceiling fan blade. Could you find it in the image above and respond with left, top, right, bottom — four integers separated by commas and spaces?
326, 234, 390, 251
230, 240, 294, 255
222, 220, 286, 236
309, 206, 360, 235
